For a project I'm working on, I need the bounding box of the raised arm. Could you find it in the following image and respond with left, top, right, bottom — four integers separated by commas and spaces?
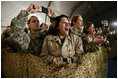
10, 3, 42, 52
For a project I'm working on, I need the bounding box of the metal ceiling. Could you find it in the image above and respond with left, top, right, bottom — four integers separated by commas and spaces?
1, 1, 117, 32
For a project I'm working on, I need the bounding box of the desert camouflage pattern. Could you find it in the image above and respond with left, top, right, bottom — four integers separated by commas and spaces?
41, 33, 84, 64
70, 27, 81, 37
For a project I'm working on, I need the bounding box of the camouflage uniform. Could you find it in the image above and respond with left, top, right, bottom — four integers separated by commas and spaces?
101, 26, 111, 37
70, 27, 81, 37
70, 27, 99, 53
81, 33, 99, 53
10, 10, 47, 55
41, 33, 84, 64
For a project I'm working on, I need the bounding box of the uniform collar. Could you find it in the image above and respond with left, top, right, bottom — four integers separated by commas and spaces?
53, 34, 71, 44
29, 30, 43, 38
71, 27, 81, 36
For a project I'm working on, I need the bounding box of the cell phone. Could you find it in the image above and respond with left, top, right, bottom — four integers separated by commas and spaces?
42, 6, 48, 14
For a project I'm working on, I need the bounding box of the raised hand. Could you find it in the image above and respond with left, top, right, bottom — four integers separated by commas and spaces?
27, 3, 41, 13
93, 35, 107, 44
47, 7, 54, 17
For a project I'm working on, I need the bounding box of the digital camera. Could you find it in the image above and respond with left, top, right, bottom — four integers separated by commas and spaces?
57, 57, 69, 67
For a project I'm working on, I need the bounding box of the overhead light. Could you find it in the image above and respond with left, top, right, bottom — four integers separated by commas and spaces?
111, 22, 117, 26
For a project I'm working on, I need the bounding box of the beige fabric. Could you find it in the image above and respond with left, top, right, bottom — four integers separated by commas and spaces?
40, 34, 84, 64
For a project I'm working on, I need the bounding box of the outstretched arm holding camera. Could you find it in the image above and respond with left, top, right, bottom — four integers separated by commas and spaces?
10, 3, 42, 51
9, 3, 51, 54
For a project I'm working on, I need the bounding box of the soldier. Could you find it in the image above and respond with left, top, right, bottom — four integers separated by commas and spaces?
101, 20, 111, 36
82, 22, 106, 53
9, 3, 53, 55
70, 15, 84, 37
40, 15, 84, 68
40, 22, 48, 30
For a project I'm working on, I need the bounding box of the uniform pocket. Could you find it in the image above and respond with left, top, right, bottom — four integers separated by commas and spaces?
68, 49, 75, 57
47, 40, 60, 56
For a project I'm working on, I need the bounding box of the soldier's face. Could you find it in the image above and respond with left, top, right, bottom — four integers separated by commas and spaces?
75, 16, 83, 29
101, 20, 108, 26
58, 17, 70, 36
87, 24, 95, 34
40, 23, 48, 30
28, 16, 40, 31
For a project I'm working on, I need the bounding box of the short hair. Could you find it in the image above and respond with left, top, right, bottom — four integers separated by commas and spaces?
101, 20, 107, 22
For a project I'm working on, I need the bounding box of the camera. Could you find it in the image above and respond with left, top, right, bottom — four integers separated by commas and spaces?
57, 57, 69, 67
42, 6, 48, 14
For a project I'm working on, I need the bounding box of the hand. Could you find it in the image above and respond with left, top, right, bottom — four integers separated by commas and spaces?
27, 3, 41, 13
53, 58, 60, 67
95, 35, 103, 39
63, 58, 72, 68
47, 7, 54, 17
93, 36, 107, 44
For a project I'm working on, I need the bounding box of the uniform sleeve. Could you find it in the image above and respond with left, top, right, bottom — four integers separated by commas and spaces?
72, 37, 84, 64
49, 13, 56, 23
40, 36, 54, 64
10, 10, 30, 52
81, 35, 99, 53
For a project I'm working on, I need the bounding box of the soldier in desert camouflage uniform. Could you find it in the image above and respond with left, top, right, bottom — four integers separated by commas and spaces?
70, 15, 84, 37
40, 15, 84, 68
